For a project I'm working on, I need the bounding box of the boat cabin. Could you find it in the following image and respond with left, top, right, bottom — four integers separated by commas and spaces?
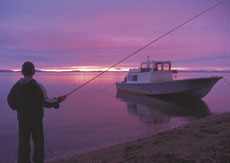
125, 61, 173, 83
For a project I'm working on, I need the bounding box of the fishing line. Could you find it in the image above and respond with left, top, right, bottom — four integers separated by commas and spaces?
66, 0, 227, 96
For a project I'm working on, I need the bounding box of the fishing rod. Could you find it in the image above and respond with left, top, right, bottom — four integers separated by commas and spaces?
66, 0, 227, 97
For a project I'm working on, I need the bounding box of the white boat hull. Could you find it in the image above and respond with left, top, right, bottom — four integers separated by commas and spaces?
116, 77, 222, 98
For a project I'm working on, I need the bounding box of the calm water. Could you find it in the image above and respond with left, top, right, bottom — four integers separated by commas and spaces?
0, 72, 230, 162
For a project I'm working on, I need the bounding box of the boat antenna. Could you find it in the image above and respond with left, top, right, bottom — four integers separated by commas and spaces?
66, 0, 227, 96
147, 56, 150, 68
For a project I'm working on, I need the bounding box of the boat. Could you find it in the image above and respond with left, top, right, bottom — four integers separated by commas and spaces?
116, 60, 223, 98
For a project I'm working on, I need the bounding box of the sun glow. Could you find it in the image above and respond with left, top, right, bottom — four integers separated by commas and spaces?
3, 65, 230, 72
40, 66, 130, 72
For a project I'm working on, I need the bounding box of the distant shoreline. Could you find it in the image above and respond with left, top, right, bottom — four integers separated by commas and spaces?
1, 70, 230, 73
49, 112, 230, 163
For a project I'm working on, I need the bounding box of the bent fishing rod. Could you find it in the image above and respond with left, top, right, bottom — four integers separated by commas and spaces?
66, 0, 227, 97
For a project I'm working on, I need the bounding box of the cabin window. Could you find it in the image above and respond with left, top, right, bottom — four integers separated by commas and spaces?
163, 63, 170, 71
141, 63, 152, 72
155, 63, 171, 71
157, 64, 163, 71
133, 75, 138, 81
127, 75, 138, 81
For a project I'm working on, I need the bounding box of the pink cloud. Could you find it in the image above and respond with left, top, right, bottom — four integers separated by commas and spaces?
0, 0, 229, 70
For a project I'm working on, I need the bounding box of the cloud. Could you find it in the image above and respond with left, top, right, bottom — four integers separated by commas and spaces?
0, 0, 229, 70
172, 55, 230, 68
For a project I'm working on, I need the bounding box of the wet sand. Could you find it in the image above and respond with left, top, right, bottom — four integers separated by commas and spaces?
49, 112, 230, 163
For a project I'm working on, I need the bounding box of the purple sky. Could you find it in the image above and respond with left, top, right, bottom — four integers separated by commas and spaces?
0, 0, 229, 71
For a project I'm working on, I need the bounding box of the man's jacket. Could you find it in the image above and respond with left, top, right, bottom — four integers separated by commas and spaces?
7, 78, 60, 121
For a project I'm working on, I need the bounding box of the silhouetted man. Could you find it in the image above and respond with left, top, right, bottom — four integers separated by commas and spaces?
7, 62, 67, 163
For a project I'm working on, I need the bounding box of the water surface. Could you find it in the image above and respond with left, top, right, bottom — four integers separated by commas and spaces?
0, 72, 230, 162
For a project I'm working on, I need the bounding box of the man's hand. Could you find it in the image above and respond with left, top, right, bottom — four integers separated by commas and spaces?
58, 95, 67, 102
54, 103, 60, 109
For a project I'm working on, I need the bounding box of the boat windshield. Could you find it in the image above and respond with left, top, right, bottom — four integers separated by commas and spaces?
139, 61, 171, 72
154, 62, 171, 71
140, 63, 153, 72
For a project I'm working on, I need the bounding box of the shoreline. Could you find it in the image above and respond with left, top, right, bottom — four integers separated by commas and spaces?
49, 112, 230, 163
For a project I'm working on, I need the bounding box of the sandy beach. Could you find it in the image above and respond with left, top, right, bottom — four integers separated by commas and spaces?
49, 112, 230, 163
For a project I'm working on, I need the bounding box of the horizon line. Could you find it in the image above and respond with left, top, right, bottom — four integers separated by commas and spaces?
1, 69, 230, 73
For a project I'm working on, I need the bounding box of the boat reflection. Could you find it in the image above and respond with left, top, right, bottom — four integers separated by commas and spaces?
116, 92, 211, 125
